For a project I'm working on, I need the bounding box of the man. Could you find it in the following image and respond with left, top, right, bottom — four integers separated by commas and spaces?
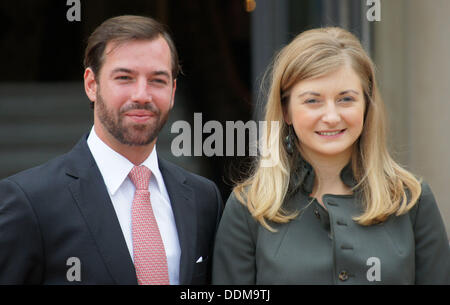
0, 15, 223, 284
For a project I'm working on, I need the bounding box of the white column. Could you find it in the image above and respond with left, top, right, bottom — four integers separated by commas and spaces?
374, 0, 450, 236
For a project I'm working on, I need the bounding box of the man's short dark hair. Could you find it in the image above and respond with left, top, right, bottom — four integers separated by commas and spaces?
84, 15, 181, 80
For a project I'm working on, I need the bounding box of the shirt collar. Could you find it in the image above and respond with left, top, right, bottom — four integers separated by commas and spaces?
139, 142, 165, 194
86, 126, 164, 196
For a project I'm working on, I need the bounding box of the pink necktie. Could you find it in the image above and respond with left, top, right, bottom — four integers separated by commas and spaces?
128, 165, 170, 285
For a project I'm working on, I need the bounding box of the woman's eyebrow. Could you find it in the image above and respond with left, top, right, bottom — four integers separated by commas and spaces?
338, 89, 360, 95
298, 91, 321, 98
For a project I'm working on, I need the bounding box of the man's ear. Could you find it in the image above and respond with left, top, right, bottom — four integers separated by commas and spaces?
170, 78, 177, 109
84, 68, 98, 102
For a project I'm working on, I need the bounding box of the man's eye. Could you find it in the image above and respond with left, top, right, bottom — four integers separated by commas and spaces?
151, 79, 168, 85
116, 76, 131, 80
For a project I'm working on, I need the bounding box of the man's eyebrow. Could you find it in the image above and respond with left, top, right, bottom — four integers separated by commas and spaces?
110, 68, 171, 79
110, 68, 134, 75
151, 70, 171, 78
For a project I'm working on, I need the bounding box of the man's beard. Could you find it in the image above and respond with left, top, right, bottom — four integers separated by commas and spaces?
95, 92, 170, 146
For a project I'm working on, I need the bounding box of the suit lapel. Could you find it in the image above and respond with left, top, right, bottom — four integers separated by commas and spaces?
158, 158, 197, 285
65, 136, 138, 285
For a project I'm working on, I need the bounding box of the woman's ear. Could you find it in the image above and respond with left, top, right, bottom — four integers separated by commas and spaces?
282, 103, 292, 125
84, 68, 98, 103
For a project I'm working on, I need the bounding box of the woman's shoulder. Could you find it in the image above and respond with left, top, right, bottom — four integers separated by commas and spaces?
218, 187, 260, 239
408, 180, 443, 227
408, 181, 450, 284
224, 187, 251, 215
418, 180, 434, 199
414, 180, 436, 207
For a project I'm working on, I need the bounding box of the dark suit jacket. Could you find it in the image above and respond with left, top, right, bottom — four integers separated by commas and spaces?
0, 135, 223, 284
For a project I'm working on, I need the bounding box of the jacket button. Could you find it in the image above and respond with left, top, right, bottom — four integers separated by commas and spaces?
314, 209, 320, 219
338, 270, 349, 281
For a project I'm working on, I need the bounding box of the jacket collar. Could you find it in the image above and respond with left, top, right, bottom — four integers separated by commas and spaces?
289, 154, 357, 196
158, 158, 197, 285
65, 134, 138, 284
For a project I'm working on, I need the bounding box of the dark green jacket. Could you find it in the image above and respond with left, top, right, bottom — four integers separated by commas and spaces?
212, 163, 450, 284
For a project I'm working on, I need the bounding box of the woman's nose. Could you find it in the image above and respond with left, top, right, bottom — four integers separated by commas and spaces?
321, 102, 341, 125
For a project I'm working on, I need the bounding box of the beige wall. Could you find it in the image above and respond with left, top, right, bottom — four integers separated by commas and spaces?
374, 0, 450, 236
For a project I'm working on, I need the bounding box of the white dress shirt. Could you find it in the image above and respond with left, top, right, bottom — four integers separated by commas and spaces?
87, 127, 181, 284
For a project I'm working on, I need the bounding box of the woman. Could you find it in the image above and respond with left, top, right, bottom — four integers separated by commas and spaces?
212, 27, 450, 284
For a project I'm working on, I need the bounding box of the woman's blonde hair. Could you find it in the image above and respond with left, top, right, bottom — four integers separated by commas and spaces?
234, 27, 421, 231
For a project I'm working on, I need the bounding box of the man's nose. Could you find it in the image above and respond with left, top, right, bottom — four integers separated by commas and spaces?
131, 78, 152, 103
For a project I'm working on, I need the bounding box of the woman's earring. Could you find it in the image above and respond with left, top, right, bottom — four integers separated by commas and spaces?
284, 125, 295, 155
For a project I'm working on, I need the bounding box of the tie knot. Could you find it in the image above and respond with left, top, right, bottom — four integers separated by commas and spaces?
129, 166, 151, 190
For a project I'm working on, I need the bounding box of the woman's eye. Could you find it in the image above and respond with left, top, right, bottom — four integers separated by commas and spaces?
304, 99, 319, 104
339, 96, 355, 102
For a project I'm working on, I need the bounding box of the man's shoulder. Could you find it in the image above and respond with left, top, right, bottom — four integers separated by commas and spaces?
3, 152, 71, 189
158, 157, 217, 190
1, 136, 90, 192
